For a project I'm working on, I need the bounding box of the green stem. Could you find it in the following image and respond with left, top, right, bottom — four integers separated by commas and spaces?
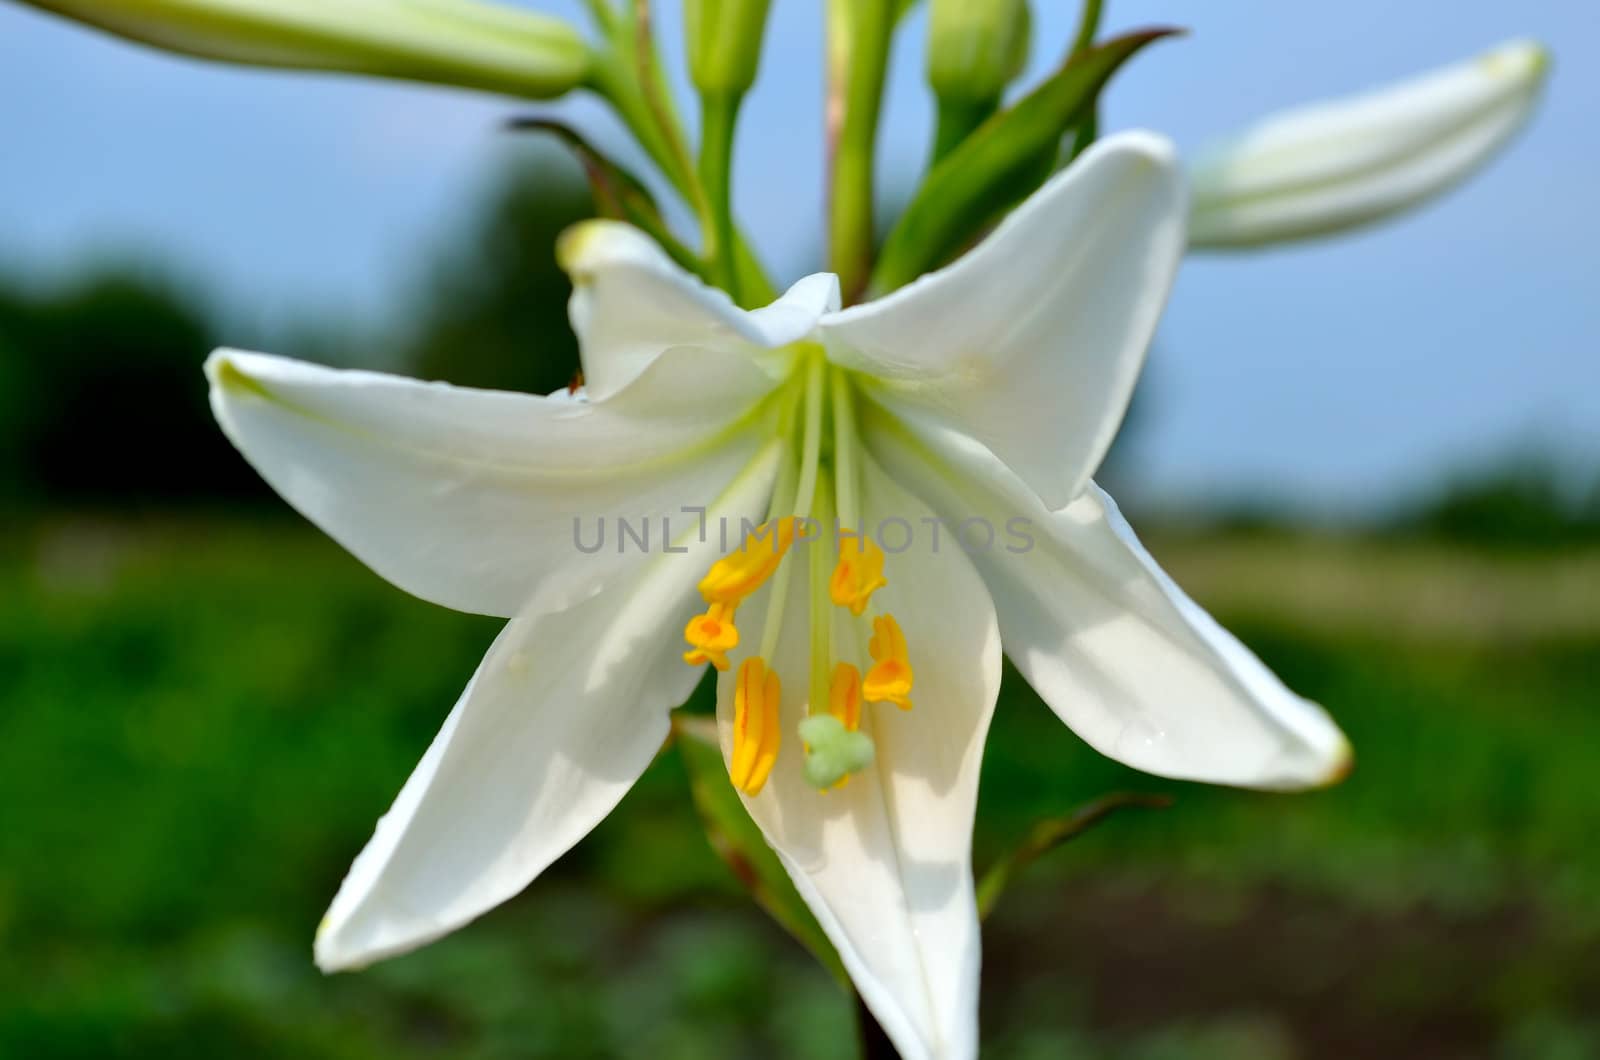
1066, 107, 1099, 164
1070, 0, 1105, 59
929, 96, 997, 167
699, 92, 744, 301
584, 5, 776, 306
581, 1, 703, 231
581, 0, 617, 33
587, 56, 689, 201
633, 0, 703, 209
1063, 0, 1105, 162
828, 0, 895, 304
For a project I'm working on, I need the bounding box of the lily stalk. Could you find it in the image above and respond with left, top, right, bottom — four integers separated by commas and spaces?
1189, 38, 1550, 248
685, 0, 774, 302
925, 0, 1032, 163
828, 0, 897, 303
584, 0, 699, 211
15, 0, 590, 100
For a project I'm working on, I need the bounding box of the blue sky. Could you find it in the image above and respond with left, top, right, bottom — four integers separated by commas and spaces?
1, 0, 1595, 516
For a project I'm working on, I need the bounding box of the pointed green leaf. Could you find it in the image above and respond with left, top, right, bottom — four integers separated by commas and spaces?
871, 27, 1180, 295
509, 117, 705, 279
976, 792, 1173, 920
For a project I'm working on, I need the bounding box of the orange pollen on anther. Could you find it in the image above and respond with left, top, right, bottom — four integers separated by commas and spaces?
829, 531, 888, 616
828, 662, 863, 731
697, 516, 808, 606
730, 657, 781, 796
683, 601, 739, 671
863, 613, 914, 711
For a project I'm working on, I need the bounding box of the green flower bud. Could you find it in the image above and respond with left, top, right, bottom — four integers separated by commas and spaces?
926, 0, 1031, 106
799, 715, 876, 791
21, 0, 590, 100
684, 0, 774, 97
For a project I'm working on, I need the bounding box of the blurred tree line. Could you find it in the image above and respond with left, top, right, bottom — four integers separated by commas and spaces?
2, 155, 1596, 547
0, 156, 588, 511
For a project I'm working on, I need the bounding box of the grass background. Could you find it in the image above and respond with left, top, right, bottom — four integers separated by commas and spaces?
3, 155, 1596, 1060
5, 515, 1596, 1059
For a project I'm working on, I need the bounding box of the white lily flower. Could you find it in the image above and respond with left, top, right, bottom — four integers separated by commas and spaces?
207, 131, 1348, 1060
19, 0, 589, 100
1189, 39, 1549, 248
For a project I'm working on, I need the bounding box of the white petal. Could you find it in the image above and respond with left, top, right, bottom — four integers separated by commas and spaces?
560, 221, 841, 399
1189, 39, 1549, 248
207, 344, 779, 618
865, 415, 1350, 790
718, 457, 1001, 1060
819, 131, 1186, 511
315, 441, 781, 971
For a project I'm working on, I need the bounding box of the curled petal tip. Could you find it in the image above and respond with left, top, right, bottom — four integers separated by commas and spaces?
1314, 731, 1356, 789
555, 220, 640, 279
312, 921, 354, 974
1481, 39, 1551, 81
1108, 127, 1180, 170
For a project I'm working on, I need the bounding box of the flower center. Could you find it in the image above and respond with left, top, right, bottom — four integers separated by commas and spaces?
682, 350, 914, 796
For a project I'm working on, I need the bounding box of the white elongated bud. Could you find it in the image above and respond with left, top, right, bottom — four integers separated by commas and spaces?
20, 0, 590, 100
1188, 39, 1549, 249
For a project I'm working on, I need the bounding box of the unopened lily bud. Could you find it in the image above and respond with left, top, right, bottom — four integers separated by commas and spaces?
684, 0, 774, 97
20, 0, 590, 101
926, 0, 1031, 108
1189, 39, 1549, 249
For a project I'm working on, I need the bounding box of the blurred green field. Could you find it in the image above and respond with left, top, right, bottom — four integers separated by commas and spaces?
3, 517, 1597, 1060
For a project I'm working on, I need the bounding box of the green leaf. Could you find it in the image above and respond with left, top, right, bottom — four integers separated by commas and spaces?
673, 715, 848, 985
508, 117, 705, 279
870, 27, 1180, 295
976, 792, 1173, 920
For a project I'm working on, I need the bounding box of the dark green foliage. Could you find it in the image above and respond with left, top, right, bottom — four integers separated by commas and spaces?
1394, 458, 1600, 549
1, 522, 1597, 1058
403, 160, 591, 396
0, 157, 595, 508
0, 270, 265, 505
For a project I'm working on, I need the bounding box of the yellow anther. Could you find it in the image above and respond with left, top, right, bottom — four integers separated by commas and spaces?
683, 601, 739, 671
828, 662, 863, 731
863, 614, 914, 711
698, 516, 806, 605
829, 531, 887, 616
731, 657, 782, 796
